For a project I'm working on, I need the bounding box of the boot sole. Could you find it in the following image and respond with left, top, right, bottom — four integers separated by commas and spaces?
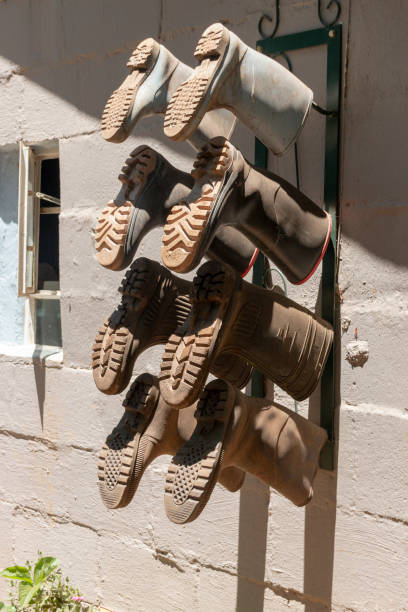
159, 260, 237, 409
98, 373, 160, 509
161, 137, 233, 273
164, 379, 235, 524
92, 258, 191, 395
95, 146, 157, 270
102, 38, 160, 143
163, 23, 230, 141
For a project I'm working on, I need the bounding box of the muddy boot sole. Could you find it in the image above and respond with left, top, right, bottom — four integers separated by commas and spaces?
92, 258, 191, 395
164, 379, 234, 523
95, 147, 157, 270
161, 137, 233, 273
159, 260, 237, 408
102, 39, 160, 143
98, 374, 160, 509
163, 24, 230, 142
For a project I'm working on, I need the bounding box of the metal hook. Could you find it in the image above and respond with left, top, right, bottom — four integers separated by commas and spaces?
258, 0, 280, 39
318, 0, 341, 28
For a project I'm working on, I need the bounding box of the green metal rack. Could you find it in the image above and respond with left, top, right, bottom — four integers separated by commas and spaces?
251, 24, 342, 470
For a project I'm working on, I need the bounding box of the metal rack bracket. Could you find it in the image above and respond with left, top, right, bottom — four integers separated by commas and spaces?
253, 24, 342, 470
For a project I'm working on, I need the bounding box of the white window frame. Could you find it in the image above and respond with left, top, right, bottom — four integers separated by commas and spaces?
18, 141, 61, 347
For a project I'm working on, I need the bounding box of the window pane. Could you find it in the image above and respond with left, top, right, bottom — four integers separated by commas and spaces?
35, 299, 62, 347
40, 158, 60, 204
38, 213, 59, 290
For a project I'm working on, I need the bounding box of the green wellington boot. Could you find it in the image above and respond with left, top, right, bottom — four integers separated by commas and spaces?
161, 137, 330, 285
164, 379, 327, 523
160, 259, 333, 409
98, 374, 244, 509
95, 144, 258, 275
92, 258, 252, 395
164, 23, 312, 155
101, 37, 235, 149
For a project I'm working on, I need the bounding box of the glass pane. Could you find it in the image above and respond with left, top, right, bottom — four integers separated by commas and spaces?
40, 158, 60, 205
35, 299, 62, 347
38, 213, 59, 290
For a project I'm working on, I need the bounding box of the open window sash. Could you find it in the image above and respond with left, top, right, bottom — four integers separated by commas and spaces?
18, 142, 39, 296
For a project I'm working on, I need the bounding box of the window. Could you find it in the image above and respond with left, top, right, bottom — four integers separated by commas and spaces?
18, 142, 62, 348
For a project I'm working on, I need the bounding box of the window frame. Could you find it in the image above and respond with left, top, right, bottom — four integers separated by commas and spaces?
17, 141, 61, 347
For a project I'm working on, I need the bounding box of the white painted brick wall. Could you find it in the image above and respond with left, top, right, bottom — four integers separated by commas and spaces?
0, 1, 407, 611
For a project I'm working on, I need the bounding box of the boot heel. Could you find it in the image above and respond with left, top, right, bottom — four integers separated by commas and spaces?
194, 23, 229, 61
98, 373, 159, 509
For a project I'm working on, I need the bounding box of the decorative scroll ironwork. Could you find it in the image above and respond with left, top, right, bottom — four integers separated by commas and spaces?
318, 0, 341, 27
258, 1, 341, 39
258, 0, 280, 39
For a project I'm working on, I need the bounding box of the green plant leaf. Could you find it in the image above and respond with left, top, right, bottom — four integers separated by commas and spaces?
0, 567, 32, 584
19, 581, 44, 607
33, 556, 59, 586
18, 581, 32, 606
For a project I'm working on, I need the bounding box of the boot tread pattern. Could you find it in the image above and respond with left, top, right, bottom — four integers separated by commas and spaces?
92, 259, 154, 391
161, 139, 231, 273
159, 263, 229, 407
101, 38, 158, 140
95, 148, 157, 270
126, 38, 156, 70
98, 377, 157, 508
163, 23, 228, 139
164, 384, 229, 521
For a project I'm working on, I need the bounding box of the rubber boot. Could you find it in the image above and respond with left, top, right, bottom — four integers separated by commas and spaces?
95, 144, 258, 275
164, 23, 312, 155
98, 373, 245, 509
101, 37, 235, 149
159, 259, 333, 408
164, 379, 327, 523
161, 137, 330, 284
92, 257, 252, 395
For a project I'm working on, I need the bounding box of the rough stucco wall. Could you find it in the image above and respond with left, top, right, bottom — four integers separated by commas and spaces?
0, 1, 407, 611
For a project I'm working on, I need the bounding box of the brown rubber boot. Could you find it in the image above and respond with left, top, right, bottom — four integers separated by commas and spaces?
159, 259, 333, 409
95, 144, 258, 275
92, 257, 252, 395
98, 373, 245, 509
161, 137, 331, 284
164, 379, 327, 523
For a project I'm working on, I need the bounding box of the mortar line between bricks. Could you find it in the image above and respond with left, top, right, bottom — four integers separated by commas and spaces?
0, 429, 96, 453
337, 504, 408, 527
190, 559, 331, 609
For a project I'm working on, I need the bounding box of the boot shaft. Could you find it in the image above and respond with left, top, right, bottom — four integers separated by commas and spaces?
218, 270, 333, 401
224, 383, 327, 506
232, 165, 331, 285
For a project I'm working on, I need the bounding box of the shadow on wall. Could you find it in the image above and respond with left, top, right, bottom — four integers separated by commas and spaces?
1, 1, 407, 269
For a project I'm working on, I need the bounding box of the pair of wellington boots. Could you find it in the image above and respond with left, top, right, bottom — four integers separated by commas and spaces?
164, 378, 327, 524
160, 259, 333, 409
97, 373, 245, 509
102, 24, 313, 156
95, 145, 258, 276
97, 373, 327, 523
92, 258, 252, 395
161, 136, 331, 284
95, 139, 330, 286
